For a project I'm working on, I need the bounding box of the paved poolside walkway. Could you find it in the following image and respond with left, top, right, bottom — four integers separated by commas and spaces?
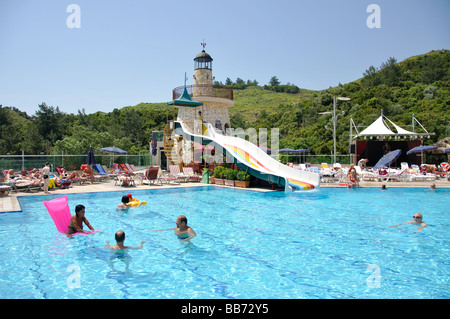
1, 178, 448, 213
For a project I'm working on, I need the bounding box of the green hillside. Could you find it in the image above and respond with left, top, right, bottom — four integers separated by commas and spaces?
229, 49, 449, 154
0, 50, 448, 156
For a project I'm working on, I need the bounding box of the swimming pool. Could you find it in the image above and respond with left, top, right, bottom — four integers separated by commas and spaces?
0, 186, 448, 299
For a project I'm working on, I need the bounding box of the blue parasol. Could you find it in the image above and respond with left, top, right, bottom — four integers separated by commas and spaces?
86, 146, 97, 165
406, 145, 437, 155
444, 147, 450, 153
373, 149, 402, 169
278, 148, 297, 153
258, 145, 272, 154
99, 146, 128, 154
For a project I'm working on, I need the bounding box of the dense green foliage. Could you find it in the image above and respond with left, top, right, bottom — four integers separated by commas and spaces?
230, 50, 449, 154
1, 50, 448, 156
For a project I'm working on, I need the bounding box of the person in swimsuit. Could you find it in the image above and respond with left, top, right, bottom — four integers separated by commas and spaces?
104, 230, 146, 251
117, 195, 130, 210
174, 215, 197, 242
152, 215, 197, 242
67, 204, 95, 237
42, 162, 50, 194
82, 164, 95, 184
390, 213, 428, 232
347, 165, 359, 188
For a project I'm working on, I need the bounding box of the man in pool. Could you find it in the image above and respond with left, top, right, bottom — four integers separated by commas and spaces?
390, 213, 428, 232
153, 215, 197, 242
105, 230, 146, 251
175, 215, 197, 241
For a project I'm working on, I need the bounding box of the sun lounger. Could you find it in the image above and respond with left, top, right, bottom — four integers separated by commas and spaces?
143, 167, 163, 185
0, 183, 11, 195
93, 164, 114, 181
55, 166, 87, 185
169, 165, 190, 182
120, 164, 135, 175
158, 167, 180, 185
182, 167, 202, 182
114, 175, 135, 187
308, 167, 322, 176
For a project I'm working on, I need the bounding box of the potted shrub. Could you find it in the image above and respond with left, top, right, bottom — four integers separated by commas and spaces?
213, 166, 225, 185
235, 171, 251, 188
224, 168, 237, 187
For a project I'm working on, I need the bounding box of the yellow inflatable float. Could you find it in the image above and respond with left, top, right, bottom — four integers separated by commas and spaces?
126, 194, 147, 207
127, 199, 147, 207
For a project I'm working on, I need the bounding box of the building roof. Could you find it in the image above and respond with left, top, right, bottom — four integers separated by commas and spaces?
167, 86, 203, 107
355, 114, 433, 138
194, 50, 213, 61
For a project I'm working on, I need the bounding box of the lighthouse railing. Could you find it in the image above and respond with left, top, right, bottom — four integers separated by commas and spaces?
172, 85, 233, 101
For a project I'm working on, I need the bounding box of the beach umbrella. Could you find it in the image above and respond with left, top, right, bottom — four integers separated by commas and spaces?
444, 147, 450, 153
406, 145, 437, 155
99, 146, 128, 169
278, 148, 297, 153
86, 146, 97, 165
373, 149, 402, 169
258, 145, 272, 154
99, 146, 128, 154
295, 149, 310, 154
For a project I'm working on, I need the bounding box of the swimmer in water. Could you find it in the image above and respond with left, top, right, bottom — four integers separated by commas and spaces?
390, 213, 428, 232
152, 215, 197, 242
67, 204, 95, 237
174, 215, 197, 241
117, 195, 130, 210
104, 230, 146, 251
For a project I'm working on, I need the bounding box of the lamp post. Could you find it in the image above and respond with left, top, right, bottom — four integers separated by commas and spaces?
321, 96, 351, 164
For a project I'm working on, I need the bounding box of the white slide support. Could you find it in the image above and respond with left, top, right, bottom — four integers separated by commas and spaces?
174, 121, 320, 192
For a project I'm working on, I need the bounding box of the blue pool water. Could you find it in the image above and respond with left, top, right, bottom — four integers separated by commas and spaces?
0, 186, 448, 299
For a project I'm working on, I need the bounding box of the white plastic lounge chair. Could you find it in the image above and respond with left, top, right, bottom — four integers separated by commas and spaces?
0, 183, 12, 195
169, 165, 190, 182
158, 167, 180, 185
182, 167, 202, 182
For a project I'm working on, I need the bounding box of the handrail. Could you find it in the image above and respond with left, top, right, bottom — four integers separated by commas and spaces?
172, 84, 233, 101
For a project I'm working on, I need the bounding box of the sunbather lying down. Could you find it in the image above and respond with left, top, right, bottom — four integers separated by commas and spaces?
6, 169, 42, 186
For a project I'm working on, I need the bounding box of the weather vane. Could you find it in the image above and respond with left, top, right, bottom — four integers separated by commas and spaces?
201, 40, 206, 50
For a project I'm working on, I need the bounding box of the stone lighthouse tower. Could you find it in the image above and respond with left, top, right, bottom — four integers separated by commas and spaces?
166, 43, 234, 165
174, 42, 234, 135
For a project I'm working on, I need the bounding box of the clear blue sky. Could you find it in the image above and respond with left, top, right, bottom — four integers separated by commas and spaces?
1, 0, 449, 115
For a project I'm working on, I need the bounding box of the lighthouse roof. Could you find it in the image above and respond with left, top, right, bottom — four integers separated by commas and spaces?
194, 50, 213, 61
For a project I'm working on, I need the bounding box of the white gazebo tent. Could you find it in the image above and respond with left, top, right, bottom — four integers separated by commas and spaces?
350, 112, 434, 165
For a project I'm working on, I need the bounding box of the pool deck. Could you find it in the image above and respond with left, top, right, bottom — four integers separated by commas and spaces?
1, 178, 448, 213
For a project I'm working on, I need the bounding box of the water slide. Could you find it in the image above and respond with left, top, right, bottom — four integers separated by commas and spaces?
174, 121, 320, 192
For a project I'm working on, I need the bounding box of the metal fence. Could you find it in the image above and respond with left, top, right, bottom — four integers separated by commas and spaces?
0, 154, 152, 173
279, 154, 353, 165
1, 153, 352, 174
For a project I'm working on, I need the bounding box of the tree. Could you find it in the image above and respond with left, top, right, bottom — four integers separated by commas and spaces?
269, 76, 280, 86
362, 65, 381, 88
34, 103, 65, 145
379, 57, 401, 86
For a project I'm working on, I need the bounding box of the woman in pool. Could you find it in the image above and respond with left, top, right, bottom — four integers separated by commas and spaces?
67, 204, 95, 236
